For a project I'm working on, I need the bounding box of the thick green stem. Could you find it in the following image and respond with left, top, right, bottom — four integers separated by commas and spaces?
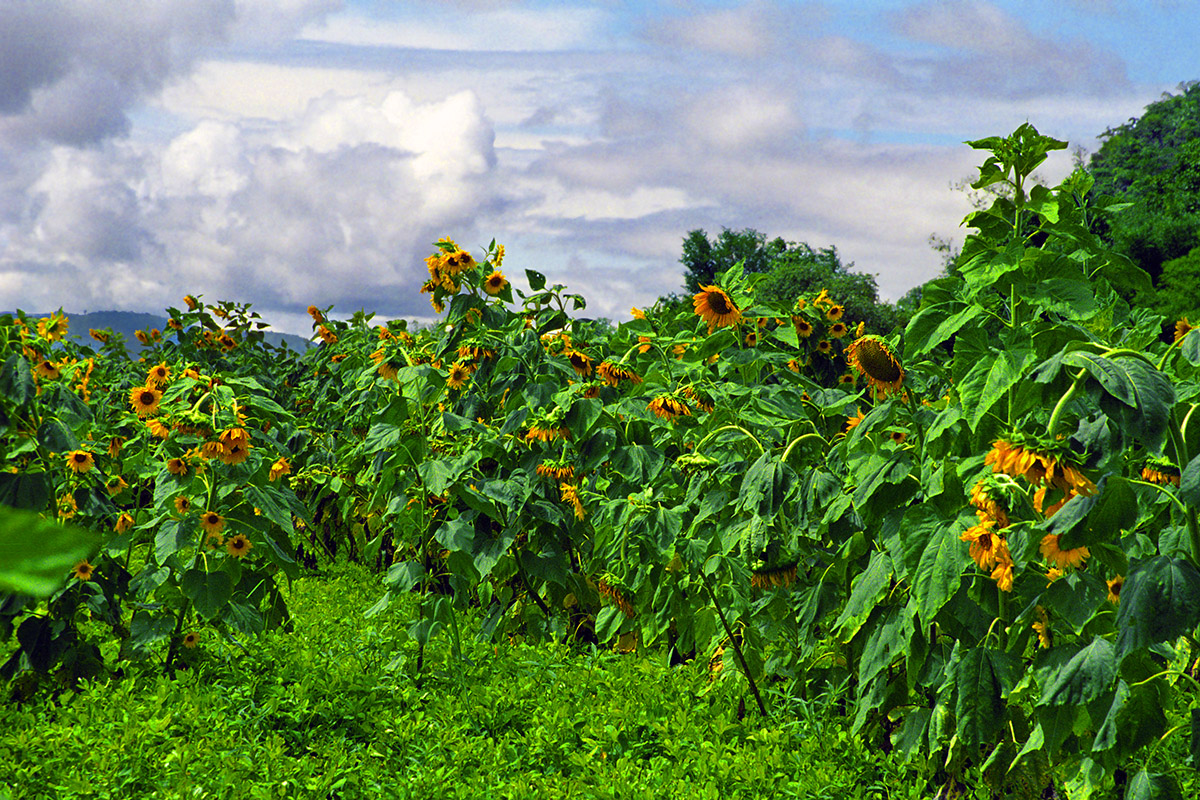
694, 425, 765, 456
702, 576, 768, 718
1046, 368, 1088, 437
1165, 412, 1200, 565
781, 432, 826, 466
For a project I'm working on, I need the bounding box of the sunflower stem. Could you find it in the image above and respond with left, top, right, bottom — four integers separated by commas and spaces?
701, 575, 768, 718
694, 425, 765, 456
1046, 368, 1088, 438
1165, 411, 1200, 565
781, 432, 827, 466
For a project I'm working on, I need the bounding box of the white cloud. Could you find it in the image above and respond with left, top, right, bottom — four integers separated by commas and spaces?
299, 6, 610, 52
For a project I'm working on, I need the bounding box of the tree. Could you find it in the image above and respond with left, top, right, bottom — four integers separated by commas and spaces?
677, 227, 905, 333
679, 228, 788, 294
1088, 82, 1200, 288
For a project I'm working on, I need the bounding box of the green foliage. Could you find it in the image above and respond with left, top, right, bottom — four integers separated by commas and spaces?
1089, 81, 1200, 315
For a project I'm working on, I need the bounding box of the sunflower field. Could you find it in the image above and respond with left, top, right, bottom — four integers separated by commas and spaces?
4, 124, 1200, 797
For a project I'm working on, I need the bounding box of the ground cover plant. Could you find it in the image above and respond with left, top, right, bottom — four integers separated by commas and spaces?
4, 124, 1200, 798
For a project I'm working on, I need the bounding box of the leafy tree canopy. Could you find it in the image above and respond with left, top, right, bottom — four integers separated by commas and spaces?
678, 227, 904, 333
1089, 81, 1200, 287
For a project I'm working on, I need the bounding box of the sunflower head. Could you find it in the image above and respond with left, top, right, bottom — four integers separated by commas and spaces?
129, 385, 163, 417
72, 559, 94, 581
226, 534, 252, 558
692, 286, 742, 331
1176, 317, 1193, 343
845, 335, 904, 396
200, 511, 225, 535
66, 450, 95, 474
483, 270, 508, 296
182, 631, 201, 649
446, 361, 471, 390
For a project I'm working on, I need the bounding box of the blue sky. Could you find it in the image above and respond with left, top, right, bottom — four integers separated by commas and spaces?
0, 0, 1191, 334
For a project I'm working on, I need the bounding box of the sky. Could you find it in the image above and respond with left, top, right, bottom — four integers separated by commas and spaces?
0, 0, 1193, 336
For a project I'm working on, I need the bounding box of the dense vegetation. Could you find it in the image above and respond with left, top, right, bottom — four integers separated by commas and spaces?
5, 123, 1200, 799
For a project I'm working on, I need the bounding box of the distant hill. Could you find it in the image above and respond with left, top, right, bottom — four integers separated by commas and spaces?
10, 310, 312, 354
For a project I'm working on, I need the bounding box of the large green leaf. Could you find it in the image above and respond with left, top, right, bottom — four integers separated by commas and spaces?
1038, 637, 1115, 706
909, 514, 969, 627
1062, 353, 1174, 451
955, 645, 1022, 749
904, 303, 987, 358
0, 471, 51, 512
181, 569, 234, 620
957, 348, 1030, 432
1116, 556, 1200, 660
1125, 771, 1182, 800
833, 550, 892, 640
738, 453, 794, 517
1051, 477, 1138, 550
0, 354, 34, 407
0, 507, 100, 595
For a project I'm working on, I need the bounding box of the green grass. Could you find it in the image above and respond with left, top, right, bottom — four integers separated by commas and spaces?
0, 564, 934, 800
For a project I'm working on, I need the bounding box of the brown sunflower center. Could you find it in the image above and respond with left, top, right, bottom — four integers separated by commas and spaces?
708, 291, 732, 315
857, 340, 902, 382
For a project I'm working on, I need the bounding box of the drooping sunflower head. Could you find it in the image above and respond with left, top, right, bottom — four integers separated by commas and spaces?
307, 304, 324, 322
129, 385, 163, 417
1040, 532, 1089, 569
845, 335, 904, 396
483, 270, 508, 296
34, 359, 61, 380
1176, 317, 1193, 343
184, 295, 200, 311
565, 349, 593, 377
692, 286, 742, 330
269, 457, 291, 481
37, 312, 69, 342
115, 512, 135, 533
647, 394, 691, 421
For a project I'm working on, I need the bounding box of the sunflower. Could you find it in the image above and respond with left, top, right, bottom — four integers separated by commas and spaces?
985, 438, 1096, 497
630, 306, 646, 320
829, 321, 848, 339
744, 331, 757, 347
184, 295, 200, 311
526, 423, 568, 443
446, 361, 471, 390
826, 304, 844, 322
129, 385, 163, 417
226, 534, 252, 558
969, 480, 1010, 528
72, 560, 94, 581
199, 511, 225, 536
890, 430, 908, 444
960, 517, 1002, 570
560, 483, 587, 520
57, 493, 77, 519
815, 339, 832, 354
1040, 533, 1089, 569
146, 418, 171, 439
174, 496, 192, 515
637, 335, 652, 354
135, 330, 151, 346
89, 328, 110, 344
66, 449, 95, 474
1032, 606, 1052, 649
990, 539, 1014, 592
114, 513, 135, 533
1176, 317, 1194, 343
307, 305, 324, 322
317, 326, 338, 345
845, 335, 904, 397
1107, 575, 1124, 604
536, 461, 575, 481
106, 475, 128, 496
597, 577, 635, 618
483, 270, 508, 296
647, 394, 691, 421
681, 385, 715, 413
167, 318, 182, 332
1142, 460, 1181, 486
597, 361, 642, 387
844, 407, 866, 432
838, 373, 855, 386
565, 350, 593, 377
692, 286, 742, 330
787, 359, 801, 372
166, 457, 189, 477
750, 561, 798, 590
34, 359, 61, 380
37, 312, 68, 342
219, 441, 251, 466
182, 631, 201, 649
269, 457, 291, 481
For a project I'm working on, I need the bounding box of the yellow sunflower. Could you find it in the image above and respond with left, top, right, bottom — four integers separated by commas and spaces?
174, 496, 192, 515
793, 317, 814, 338
560, 483, 586, 520
66, 450, 95, 474
845, 335, 904, 397
829, 321, 848, 339
826, 305, 844, 321
447, 361, 471, 390
483, 270, 508, 295
37, 312, 68, 342
692, 286, 742, 330
1032, 606, 1052, 649
166, 457, 189, 477
34, 359, 61, 380
1040, 533, 1089, 569
269, 457, 291, 481
597, 361, 642, 387
129, 385, 163, 417
114, 513, 135, 533
182, 631, 201, 649
199, 511, 225, 536
72, 559, 94, 581
146, 362, 170, 386
89, 328, 110, 344
307, 305, 324, 322
1176, 317, 1193, 343
565, 350, 593, 377
647, 394, 691, 421
1107, 575, 1124, 604
106, 475, 128, 496
815, 339, 832, 354
226, 534, 252, 558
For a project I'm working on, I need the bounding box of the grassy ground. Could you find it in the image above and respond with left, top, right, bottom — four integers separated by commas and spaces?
2, 564, 1195, 799
0, 564, 938, 800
